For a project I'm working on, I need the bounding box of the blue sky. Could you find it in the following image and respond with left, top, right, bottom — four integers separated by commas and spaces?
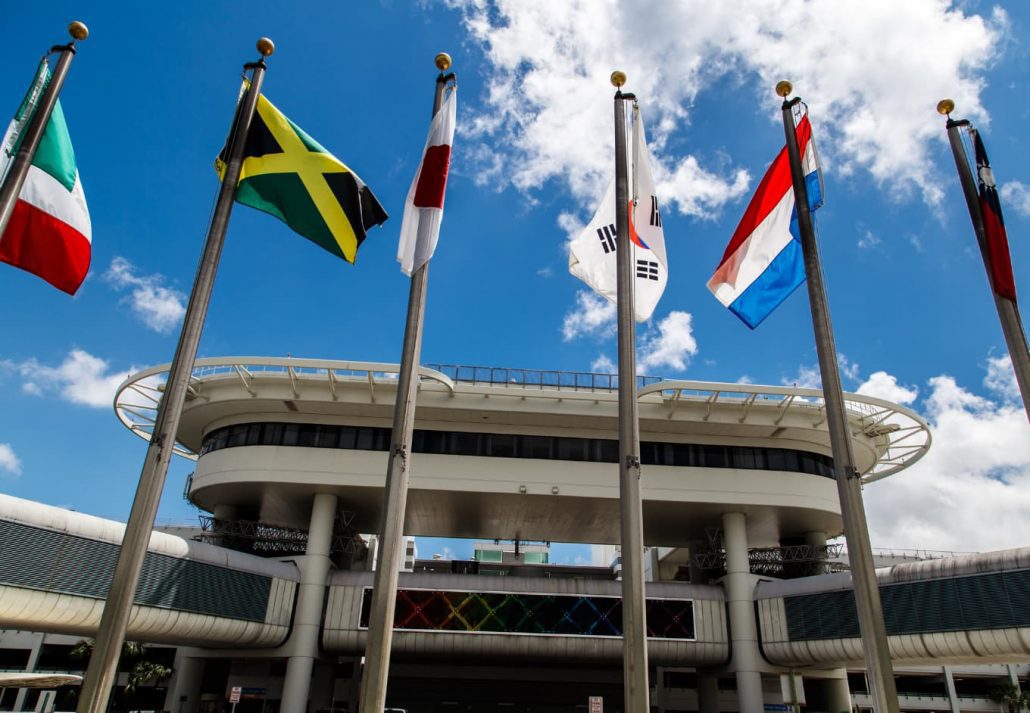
0, 1, 1028, 559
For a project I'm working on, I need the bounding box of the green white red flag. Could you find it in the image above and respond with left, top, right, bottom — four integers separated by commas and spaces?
0, 59, 91, 295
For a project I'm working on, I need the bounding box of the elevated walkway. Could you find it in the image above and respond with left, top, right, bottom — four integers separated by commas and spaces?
2, 494, 1028, 668
757, 548, 1030, 666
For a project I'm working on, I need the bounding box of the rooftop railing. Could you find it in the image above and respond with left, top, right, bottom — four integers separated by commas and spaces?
423, 363, 662, 391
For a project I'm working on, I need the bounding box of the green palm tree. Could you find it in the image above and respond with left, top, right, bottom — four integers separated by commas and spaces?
70, 639, 172, 710
990, 684, 1030, 713
125, 660, 173, 694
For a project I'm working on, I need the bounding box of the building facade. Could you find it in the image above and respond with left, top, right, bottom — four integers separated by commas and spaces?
1, 358, 1028, 713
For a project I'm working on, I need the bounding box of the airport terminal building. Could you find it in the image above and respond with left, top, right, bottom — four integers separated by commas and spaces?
1, 358, 1028, 713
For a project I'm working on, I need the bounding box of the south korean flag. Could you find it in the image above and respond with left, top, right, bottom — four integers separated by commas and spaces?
569, 105, 668, 321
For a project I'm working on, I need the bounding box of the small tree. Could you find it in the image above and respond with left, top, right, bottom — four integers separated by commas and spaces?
70, 639, 172, 710
126, 660, 173, 694
990, 684, 1030, 713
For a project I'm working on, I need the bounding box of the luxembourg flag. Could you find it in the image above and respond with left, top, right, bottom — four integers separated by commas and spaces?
397, 85, 456, 276
0, 59, 91, 295
707, 113, 822, 329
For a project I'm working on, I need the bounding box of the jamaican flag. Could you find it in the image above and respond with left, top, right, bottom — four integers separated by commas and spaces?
216, 87, 388, 263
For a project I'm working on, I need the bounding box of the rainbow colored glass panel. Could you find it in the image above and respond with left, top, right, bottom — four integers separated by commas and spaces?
359, 588, 694, 640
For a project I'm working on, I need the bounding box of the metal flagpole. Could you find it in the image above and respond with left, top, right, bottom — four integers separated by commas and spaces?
358, 53, 455, 713
0, 21, 88, 239
75, 38, 275, 713
939, 99, 1030, 424
776, 81, 899, 713
611, 70, 650, 713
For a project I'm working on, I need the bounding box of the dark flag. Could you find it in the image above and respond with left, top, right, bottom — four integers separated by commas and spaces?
972, 128, 1017, 302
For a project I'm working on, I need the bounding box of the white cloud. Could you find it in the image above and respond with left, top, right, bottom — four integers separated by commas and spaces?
0, 444, 22, 478
856, 371, 919, 405
858, 229, 881, 250
16, 349, 129, 408
838, 354, 861, 383
864, 359, 1030, 553
638, 311, 698, 374
449, 0, 1004, 208
1000, 181, 1030, 216
562, 290, 617, 341
591, 354, 616, 373
983, 353, 1018, 401
782, 364, 822, 390
104, 257, 186, 334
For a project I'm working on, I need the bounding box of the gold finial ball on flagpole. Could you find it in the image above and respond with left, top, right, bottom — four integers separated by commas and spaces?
256, 37, 275, 57
937, 99, 955, 116
610, 71, 627, 88
776, 80, 793, 98
68, 21, 88, 41
435, 53, 452, 71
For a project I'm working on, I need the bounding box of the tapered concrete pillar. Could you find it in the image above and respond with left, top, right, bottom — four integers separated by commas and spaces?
280, 493, 337, 713
804, 531, 827, 550
211, 504, 237, 521
163, 651, 204, 713
14, 633, 43, 711
688, 541, 707, 585
697, 671, 720, 713
722, 512, 764, 713
943, 665, 961, 713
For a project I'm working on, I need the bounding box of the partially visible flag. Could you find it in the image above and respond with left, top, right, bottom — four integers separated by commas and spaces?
398, 86, 457, 276
0, 59, 91, 295
971, 127, 1017, 302
569, 106, 668, 322
707, 112, 823, 329
216, 85, 387, 264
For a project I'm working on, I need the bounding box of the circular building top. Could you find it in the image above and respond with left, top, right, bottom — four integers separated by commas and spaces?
114, 356, 930, 485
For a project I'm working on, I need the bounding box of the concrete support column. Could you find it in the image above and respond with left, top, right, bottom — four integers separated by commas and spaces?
825, 671, 852, 713
212, 504, 238, 548
804, 530, 828, 553
722, 512, 764, 713
805, 531, 829, 576
280, 493, 337, 713
697, 671, 720, 713
688, 541, 706, 585
162, 651, 205, 713
1008, 664, 1021, 689
646, 547, 660, 582
14, 633, 43, 711
211, 504, 237, 521
942, 665, 961, 713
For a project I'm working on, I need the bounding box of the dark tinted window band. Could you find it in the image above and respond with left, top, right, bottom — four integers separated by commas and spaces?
0, 520, 272, 622
782, 569, 1030, 640
199, 422, 835, 477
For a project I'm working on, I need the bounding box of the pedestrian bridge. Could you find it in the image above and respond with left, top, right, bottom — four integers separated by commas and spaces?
1, 494, 1028, 668
756, 549, 1030, 665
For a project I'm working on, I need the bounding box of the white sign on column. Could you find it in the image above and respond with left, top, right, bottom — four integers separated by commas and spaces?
589, 695, 603, 713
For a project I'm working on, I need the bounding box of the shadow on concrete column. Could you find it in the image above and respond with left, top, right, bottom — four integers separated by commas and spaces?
280, 493, 337, 713
722, 512, 764, 712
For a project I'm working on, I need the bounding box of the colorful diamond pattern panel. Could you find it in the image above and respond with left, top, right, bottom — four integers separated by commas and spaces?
359, 588, 694, 640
